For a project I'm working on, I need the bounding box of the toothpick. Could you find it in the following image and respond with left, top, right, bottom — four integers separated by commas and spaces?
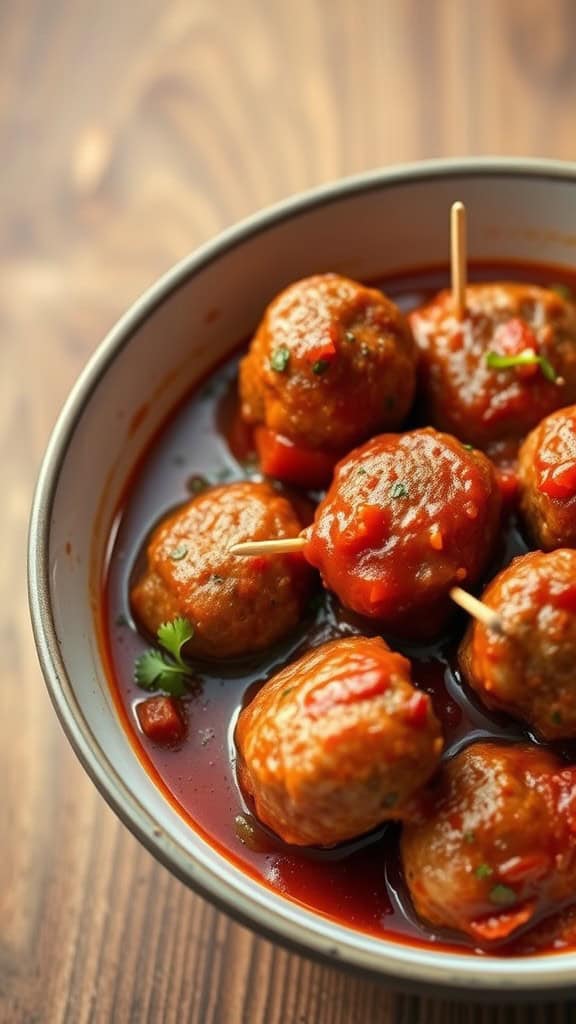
230, 537, 307, 556
451, 201, 467, 319
450, 586, 503, 633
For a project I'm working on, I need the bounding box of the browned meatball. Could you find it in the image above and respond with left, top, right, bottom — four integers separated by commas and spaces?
236, 636, 443, 847
239, 273, 416, 452
304, 429, 501, 639
518, 405, 576, 549
459, 550, 576, 740
410, 283, 576, 449
401, 743, 576, 946
131, 482, 313, 658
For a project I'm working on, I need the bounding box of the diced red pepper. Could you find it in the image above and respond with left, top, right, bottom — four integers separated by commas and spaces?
304, 325, 338, 364
340, 504, 390, 554
554, 585, 576, 613
255, 427, 338, 488
538, 461, 576, 499
493, 318, 539, 379
136, 696, 186, 745
305, 338, 337, 363
469, 901, 535, 943
305, 670, 390, 717
497, 854, 550, 885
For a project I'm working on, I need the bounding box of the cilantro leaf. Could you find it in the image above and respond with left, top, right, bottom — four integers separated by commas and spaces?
134, 650, 188, 697
134, 617, 195, 697
157, 617, 194, 669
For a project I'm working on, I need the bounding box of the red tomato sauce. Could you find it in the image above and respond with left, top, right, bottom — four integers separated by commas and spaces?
101, 262, 576, 957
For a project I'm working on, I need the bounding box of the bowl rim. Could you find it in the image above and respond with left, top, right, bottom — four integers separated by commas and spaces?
28, 157, 576, 995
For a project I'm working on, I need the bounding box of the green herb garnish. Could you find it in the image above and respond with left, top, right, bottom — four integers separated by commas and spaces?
345, 331, 356, 343
382, 792, 398, 808
270, 346, 290, 372
282, 687, 295, 699
169, 544, 188, 561
134, 617, 195, 697
463, 443, 474, 451
464, 831, 476, 844
312, 359, 330, 375
551, 709, 564, 725
486, 349, 559, 383
475, 863, 493, 879
489, 884, 517, 906
550, 283, 573, 301
187, 474, 209, 495
389, 481, 409, 499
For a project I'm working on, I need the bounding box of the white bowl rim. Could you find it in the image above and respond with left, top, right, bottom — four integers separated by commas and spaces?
28, 157, 576, 997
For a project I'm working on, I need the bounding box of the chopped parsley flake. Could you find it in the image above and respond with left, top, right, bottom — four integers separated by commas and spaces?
345, 331, 356, 343
550, 283, 573, 301
270, 346, 290, 372
169, 544, 188, 561
475, 863, 493, 879
489, 884, 517, 906
312, 359, 330, 375
389, 481, 409, 499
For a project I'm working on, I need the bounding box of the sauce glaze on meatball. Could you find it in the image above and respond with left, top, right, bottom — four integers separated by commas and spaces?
131, 482, 313, 658
410, 283, 576, 449
402, 742, 576, 946
459, 549, 576, 740
518, 405, 576, 549
304, 428, 501, 639
239, 273, 416, 453
236, 636, 443, 847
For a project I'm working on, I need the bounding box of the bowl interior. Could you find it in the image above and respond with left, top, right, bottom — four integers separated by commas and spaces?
31, 160, 576, 994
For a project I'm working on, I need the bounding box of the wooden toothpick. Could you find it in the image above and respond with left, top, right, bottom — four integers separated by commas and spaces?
450, 586, 503, 633
230, 537, 307, 556
451, 200, 467, 319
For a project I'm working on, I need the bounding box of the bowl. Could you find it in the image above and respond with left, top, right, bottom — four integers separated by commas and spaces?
29, 157, 576, 999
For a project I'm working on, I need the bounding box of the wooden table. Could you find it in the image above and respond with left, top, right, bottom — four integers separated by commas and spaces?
3, 1, 576, 1020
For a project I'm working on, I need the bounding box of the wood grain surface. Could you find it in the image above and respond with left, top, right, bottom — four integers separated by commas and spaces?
3, 0, 576, 1020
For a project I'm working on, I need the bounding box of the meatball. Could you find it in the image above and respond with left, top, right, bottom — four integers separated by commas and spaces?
410, 283, 576, 449
236, 636, 443, 847
239, 273, 416, 482
131, 482, 313, 658
304, 428, 501, 639
459, 549, 576, 740
518, 405, 576, 549
401, 742, 576, 946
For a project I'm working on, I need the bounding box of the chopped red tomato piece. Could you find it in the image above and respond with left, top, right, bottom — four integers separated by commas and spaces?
469, 902, 535, 943
255, 427, 338, 488
538, 461, 576, 499
497, 854, 550, 885
136, 696, 186, 745
339, 504, 391, 554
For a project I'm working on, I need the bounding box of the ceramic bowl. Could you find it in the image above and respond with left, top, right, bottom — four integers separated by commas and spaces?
29, 158, 576, 999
